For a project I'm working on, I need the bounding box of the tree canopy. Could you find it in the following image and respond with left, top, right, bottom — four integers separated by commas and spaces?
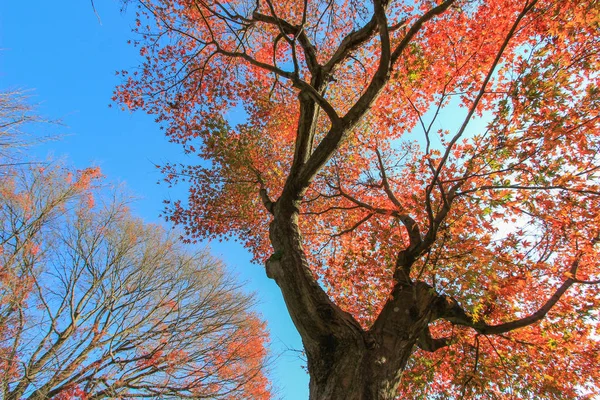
0, 160, 271, 399
116, 0, 599, 398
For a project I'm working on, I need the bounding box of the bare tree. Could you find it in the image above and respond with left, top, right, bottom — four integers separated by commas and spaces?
0, 164, 271, 399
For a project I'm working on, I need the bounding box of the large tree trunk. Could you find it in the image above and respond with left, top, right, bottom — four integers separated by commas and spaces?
267, 207, 439, 400
305, 284, 439, 399
305, 333, 416, 400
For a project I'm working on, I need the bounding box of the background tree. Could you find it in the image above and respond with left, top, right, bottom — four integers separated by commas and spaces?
116, 0, 600, 398
0, 164, 271, 399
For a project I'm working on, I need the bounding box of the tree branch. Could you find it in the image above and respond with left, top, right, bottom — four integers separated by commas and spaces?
417, 326, 450, 352
438, 252, 597, 335
294, 0, 455, 199
375, 147, 422, 250
250, 166, 275, 214
251, 11, 320, 75
424, 0, 538, 235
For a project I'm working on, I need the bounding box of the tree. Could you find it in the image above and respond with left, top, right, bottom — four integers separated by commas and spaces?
0, 164, 271, 399
115, 0, 600, 398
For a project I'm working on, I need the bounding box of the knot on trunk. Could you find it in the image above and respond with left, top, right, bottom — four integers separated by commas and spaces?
265, 250, 284, 280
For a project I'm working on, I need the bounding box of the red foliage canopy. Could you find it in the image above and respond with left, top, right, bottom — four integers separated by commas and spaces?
117, 0, 599, 397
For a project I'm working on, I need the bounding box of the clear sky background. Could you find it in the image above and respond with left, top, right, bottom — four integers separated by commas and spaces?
0, 1, 308, 398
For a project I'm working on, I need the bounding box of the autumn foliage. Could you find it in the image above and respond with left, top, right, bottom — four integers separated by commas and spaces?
0, 163, 270, 399
117, 0, 599, 398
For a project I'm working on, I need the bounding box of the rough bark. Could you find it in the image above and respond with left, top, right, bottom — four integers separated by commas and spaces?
305, 282, 439, 400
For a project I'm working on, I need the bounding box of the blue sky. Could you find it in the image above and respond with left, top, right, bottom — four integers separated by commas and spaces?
0, 1, 308, 398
